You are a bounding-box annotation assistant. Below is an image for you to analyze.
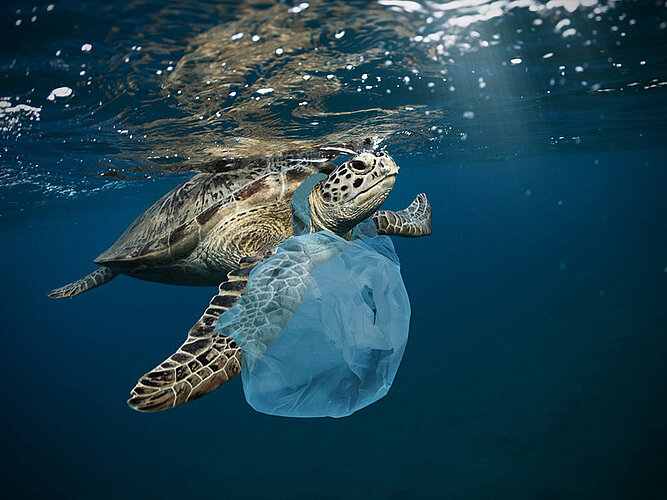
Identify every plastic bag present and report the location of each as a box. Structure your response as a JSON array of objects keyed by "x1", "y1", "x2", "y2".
[{"x1": 214, "y1": 175, "x2": 410, "y2": 418}]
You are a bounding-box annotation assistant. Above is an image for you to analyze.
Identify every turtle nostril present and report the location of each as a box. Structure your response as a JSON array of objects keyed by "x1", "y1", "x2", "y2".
[{"x1": 379, "y1": 160, "x2": 398, "y2": 175}]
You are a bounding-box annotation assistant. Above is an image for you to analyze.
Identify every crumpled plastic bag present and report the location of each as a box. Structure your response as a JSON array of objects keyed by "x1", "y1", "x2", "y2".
[{"x1": 214, "y1": 174, "x2": 411, "y2": 418}]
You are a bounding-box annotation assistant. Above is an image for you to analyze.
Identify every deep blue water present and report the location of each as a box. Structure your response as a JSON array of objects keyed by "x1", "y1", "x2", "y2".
[{"x1": 2, "y1": 0, "x2": 667, "y2": 498}]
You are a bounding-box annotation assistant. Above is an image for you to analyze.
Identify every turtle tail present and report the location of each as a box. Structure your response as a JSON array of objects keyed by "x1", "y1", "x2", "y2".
[{"x1": 47, "y1": 267, "x2": 119, "y2": 299}]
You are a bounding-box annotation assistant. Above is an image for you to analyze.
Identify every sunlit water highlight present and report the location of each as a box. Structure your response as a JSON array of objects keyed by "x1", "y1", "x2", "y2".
[{"x1": 1, "y1": 0, "x2": 665, "y2": 212}]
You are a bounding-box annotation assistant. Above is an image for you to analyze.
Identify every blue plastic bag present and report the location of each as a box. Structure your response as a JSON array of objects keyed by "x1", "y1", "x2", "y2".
[{"x1": 214, "y1": 175, "x2": 411, "y2": 418}]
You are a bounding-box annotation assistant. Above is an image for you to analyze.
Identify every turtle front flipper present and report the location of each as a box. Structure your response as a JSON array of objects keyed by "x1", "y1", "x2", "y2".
[
  {"x1": 373, "y1": 193, "x2": 432, "y2": 238},
  {"x1": 47, "y1": 267, "x2": 119, "y2": 299},
  {"x1": 127, "y1": 256, "x2": 264, "y2": 412}
]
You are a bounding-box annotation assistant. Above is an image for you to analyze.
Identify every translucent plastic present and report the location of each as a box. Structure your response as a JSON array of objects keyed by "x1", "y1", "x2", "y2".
[{"x1": 214, "y1": 176, "x2": 410, "y2": 418}]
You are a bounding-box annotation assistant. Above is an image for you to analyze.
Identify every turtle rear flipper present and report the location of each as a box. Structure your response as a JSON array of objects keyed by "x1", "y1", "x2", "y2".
[
  {"x1": 47, "y1": 267, "x2": 119, "y2": 299},
  {"x1": 127, "y1": 257, "x2": 263, "y2": 412}
]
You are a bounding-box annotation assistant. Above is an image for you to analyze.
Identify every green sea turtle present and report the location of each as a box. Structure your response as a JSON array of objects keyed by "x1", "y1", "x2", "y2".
[{"x1": 48, "y1": 150, "x2": 431, "y2": 411}]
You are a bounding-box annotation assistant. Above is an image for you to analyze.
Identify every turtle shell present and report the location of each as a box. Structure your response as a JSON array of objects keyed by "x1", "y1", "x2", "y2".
[{"x1": 94, "y1": 160, "x2": 334, "y2": 270}]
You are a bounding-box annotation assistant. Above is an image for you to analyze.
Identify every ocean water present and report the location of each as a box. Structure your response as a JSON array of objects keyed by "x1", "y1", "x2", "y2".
[{"x1": 1, "y1": 0, "x2": 666, "y2": 498}]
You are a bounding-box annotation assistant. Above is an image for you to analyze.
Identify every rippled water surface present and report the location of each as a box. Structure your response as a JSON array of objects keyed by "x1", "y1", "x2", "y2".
[
  {"x1": 1, "y1": 1, "x2": 666, "y2": 498},
  {"x1": 2, "y1": 0, "x2": 665, "y2": 205}
]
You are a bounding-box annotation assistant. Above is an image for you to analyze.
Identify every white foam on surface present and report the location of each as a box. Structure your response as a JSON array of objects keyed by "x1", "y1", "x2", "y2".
[{"x1": 47, "y1": 87, "x2": 73, "y2": 101}]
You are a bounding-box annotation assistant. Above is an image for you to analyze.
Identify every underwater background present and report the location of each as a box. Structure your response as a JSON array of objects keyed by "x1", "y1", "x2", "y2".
[{"x1": 1, "y1": 0, "x2": 666, "y2": 498}]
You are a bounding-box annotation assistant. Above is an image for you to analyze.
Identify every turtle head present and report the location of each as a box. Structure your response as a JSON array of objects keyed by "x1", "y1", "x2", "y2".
[{"x1": 309, "y1": 151, "x2": 398, "y2": 235}]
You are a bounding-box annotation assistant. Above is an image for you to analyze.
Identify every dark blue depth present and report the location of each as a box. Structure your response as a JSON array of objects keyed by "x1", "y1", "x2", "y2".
[{"x1": 1, "y1": 149, "x2": 666, "y2": 498}]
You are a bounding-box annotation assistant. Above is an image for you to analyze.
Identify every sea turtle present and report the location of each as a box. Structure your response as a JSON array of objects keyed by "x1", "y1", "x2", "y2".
[{"x1": 48, "y1": 150, "x2": 431, "y2": 411}]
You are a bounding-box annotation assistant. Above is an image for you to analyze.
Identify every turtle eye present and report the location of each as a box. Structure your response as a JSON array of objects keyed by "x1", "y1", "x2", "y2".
[{"x1": 349, "y1": 160, "x2": 366, "y2": 171}]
